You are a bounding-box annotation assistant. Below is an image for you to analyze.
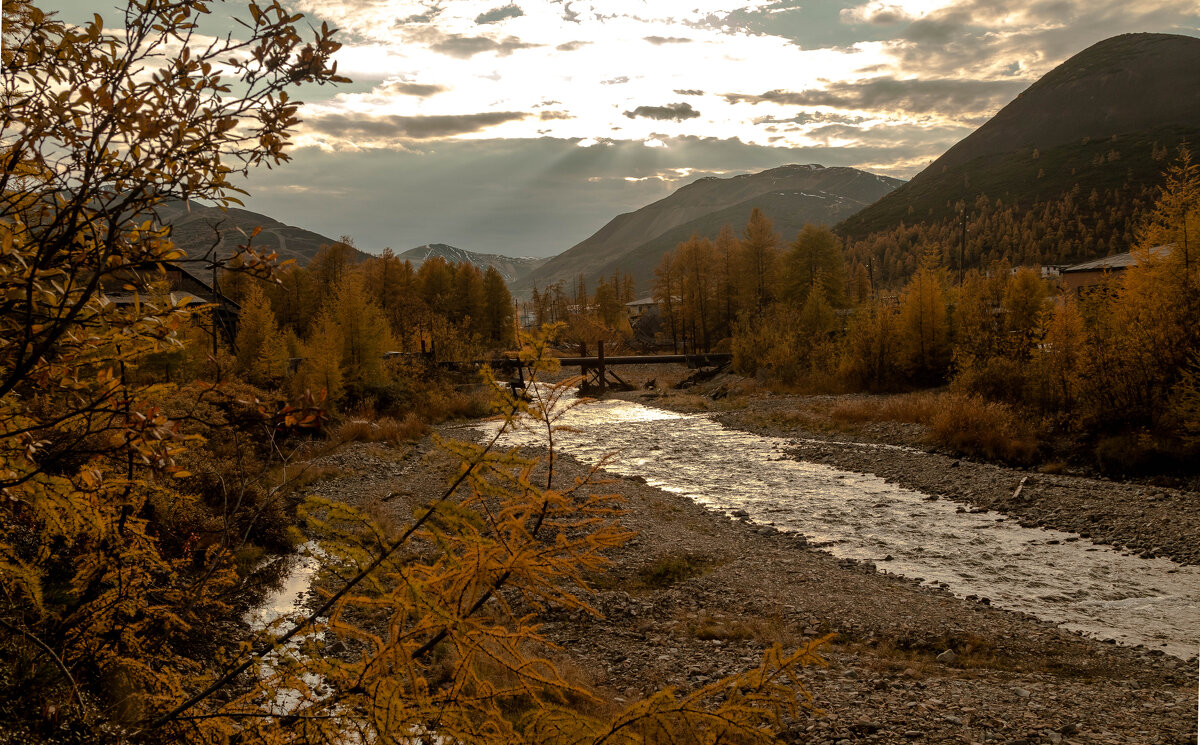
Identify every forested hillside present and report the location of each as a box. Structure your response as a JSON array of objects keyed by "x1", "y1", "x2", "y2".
[{"x1": 838, "y1": 33, "x2": 1200, "y2": 285}]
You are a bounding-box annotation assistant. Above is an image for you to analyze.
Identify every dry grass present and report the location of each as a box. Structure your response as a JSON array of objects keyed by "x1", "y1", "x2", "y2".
[
  {"x1": 270, "y1": 462, "x2": 347, "y2": 491},
  {"x1": 673, "y1": 610, "x2": 802, "y2": 648},
  {"x1": 637, "y1": 551, "x2": 719, "y2": 587},
  {"x1": 829, "y1": 392, "x2": 942, "y2": 425},
  {"x1": 327, "y1": 413, "x2": 429, "y2": 446},
  {"x1": 825, "y1": 392, "x2": 1040, "y2": 465}
]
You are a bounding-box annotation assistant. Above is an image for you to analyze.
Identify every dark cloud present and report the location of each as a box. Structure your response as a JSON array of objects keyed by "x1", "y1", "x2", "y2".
[
  {"x1": 644, "y1": 35, "x2": 693, "y2": 44},
  {"x1": 308, "y1": 112, "x2": 528, "y2": 140},
  {"x1": 673, "y1": 89, "x2": 705, "y2": 96},
  {"x1": 623, "y1": 102, "x2": 701, "y2": 121},
  {"x1": 475, "y1": 4, "x2": 524, "y2": 25},
  {"x1": 539, "y1": 111, "x2": 572, "y2": 120},
  {"x1": 878, "y1": 0, "x2": 1200, "y2": 80},
  {"x1": 385, "y1": 81, "x2": 448, "y2": 97},
  {"x1": 723, "y1": 77, "x2": 1025, "y2": 115},
  {"x1": 601, "y1": 76, "x2": 630, "y2": 85},
  {"x1": 556, "y1": 40, "x2": 590, "y2": 51},
  {"x1": 408, "y1": 26, "x2": 540, "y2": 58},
  {"x1": 396, "y1": 10, "x2": 439, "y2": 25}
]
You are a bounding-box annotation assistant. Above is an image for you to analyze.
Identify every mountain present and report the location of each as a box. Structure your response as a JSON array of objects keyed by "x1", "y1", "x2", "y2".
[
  {"x1": 838, "y1": 33, "x2": 1200, "y2": 246},
  {"x1": 515, "y1": 164, "x2": 902, "y2": 295},
  {"x1": 398, "y1": 243, "x2": 548, "y2": 283},
  {"x1": 154, "y1": 199, "x2": 361, "y2": 266}
]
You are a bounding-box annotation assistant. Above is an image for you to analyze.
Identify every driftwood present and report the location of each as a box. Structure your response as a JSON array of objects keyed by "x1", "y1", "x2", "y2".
[{"x1": 1012, "y1": 476, "x2": 1029, "y2": 500}]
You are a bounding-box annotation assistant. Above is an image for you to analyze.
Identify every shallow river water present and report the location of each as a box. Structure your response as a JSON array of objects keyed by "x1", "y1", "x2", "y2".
[{"x1": 479, "y1": 395, "x2": 1200, "y2": 661}]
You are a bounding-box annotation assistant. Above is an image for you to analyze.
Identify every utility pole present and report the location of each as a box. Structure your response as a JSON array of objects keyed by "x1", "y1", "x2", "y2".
[{"x1": 959, "y1": 205, "x2": 967, "y2": 286}]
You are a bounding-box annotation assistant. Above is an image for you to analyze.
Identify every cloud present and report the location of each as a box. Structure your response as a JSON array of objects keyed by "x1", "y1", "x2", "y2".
[
  {"x1": 475, "y1": 4, "x2": 524, "y2": 25},
  {"x1": 752, "y1": 111, "x2": 867, "y2": 126},
  {"x1": 644, "y1": 35, "x2": 693, "y2": 45},
  {"x1": 403, "y1": 26, "x2": 540, "y2": 58},
  {"x1": 308, "y1": 112, "x2": 529, "y2": 140},
  {"x1": 430, "y1": 33, "x2": 539, "y2": 58},
  {"x1": 623, "y1": 102, "x2": 702, "y2": 121},
  {"x1": 539, "y1": 110, "x2": 572, "y2": 120},
  {"x1": 601, "y1": 76, "x2": 630, "y2": 85},
  {"x1": 723, "y1": 77, "x2": 1025, "y2": 115},
  {"x1": 556, "y1": 40, "x2": 590, "y2": 51},
  {"x1": 384, "y1": 81, "x2": 448, "y2": 98},
  {"x1": 674, "y1": 89, "x2": 705, "y2": 96}
]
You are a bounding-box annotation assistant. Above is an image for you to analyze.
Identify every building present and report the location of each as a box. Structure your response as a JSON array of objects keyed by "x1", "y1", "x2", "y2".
[
  {"x1": 102, "y1": 260, "x2": 241, "y2": 346},
  {"x1": 624, "y1": 295, "x2": 658, "y2": 322},
  {"x1": 1060, "y1": 245, "x2": 1172, "y2": 293}
]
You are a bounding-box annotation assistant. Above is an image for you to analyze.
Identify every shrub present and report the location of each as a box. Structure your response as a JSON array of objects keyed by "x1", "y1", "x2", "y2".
[{"x1": 926, "y1": 394, "x2": 1039, "y2": 464}]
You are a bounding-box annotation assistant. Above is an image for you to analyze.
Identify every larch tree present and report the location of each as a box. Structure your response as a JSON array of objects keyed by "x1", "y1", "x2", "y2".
[
  {"x1": 481, "y1": 265, "x2": 515, "y2": 346},
  {"x1": 898, "y1": 254, "x2": 952, "y2": 384},
  {"x1": 783, "y1": 224, "x2": 845, "y2": 308},
  {"x1": 235, "y1": 283, "x2": 288, "y2": 386},
  {"x1": 653, "y1": 251, "x2": 683, "y2": 353},
  {"x1": 714, "y1": 222, "x2": 739, "y2": 338},
  {"x1": 739, "y1": 208, "x2": 780, "y2": 315},
  {"x1": 0, "y1": 0, "x2": 344, "y2": 738}
]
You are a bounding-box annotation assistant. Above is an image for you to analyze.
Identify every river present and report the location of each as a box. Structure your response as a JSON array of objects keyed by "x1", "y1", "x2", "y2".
[{"x1": 479, "y1": 394, "x2": 1200, "y2": 661}]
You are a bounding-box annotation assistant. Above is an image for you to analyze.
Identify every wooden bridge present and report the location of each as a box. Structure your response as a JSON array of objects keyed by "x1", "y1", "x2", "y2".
[{"x1": 483, "y1": 342, "x2": 732, "y2": 394}]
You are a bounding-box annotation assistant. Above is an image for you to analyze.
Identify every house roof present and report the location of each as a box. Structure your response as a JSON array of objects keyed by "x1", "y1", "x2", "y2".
[
  {"x1": 1061, "y1": 244, "x2": 1172, "y2": 273},
  {"x1": 625, "y1": 296, "x2": 657, "y2": 307}
]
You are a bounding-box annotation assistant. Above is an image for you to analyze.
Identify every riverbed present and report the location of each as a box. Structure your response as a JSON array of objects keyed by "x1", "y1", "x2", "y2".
[{"x1": 481, "y1": 394, "x2": 1200, "y2": 660}]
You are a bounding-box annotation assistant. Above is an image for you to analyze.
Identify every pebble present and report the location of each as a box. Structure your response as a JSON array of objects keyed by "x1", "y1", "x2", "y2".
[{"x1": 936, "y1": 649, "x2": 958, "y2": 664}]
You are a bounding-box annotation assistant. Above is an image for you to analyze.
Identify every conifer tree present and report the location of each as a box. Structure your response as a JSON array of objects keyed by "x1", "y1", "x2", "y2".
[
  {"x1": 235, "y1": 283, "x2": 288, "y2": 386},
  {"x1": 784, "y1": 224, "x2": 845, "y2": 308},
  {"x1": 481, "y1": 266, "x2": 515, "y2": 346},
  {"x1": 899, "y1": 253, "x2": 952, "y2": 384},
  {"x1": 739, "y1": 208, "x2": 780, "y2": 315}
]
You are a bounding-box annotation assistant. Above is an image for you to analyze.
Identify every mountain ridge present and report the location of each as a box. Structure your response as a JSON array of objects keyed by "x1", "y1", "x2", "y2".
[{"x1": 516, "y1": 164, "x2": 903, "y2": 294}]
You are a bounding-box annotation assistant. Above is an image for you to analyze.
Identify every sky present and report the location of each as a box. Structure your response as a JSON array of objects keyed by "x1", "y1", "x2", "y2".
[{"x1": 51, "y1": 0, "x2": 1200, "y2": 258}]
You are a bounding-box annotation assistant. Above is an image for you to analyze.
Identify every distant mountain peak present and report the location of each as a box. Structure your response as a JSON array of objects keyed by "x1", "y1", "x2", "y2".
[{"x1": 398, "y1": 244, "x2": 546, "y2": 283}]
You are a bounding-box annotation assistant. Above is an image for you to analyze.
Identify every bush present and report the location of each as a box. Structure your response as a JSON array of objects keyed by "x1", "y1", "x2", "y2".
[{"x1": 926, "y1": 394, "x2": 1039, "y2": 465}]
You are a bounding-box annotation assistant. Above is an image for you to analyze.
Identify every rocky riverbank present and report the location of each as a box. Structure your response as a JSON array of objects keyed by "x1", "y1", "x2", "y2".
[
  {"x1": 298, "y1": 429, "x2": 1197, "y2": 745},
  {"x1": 601, "y1": 365, "x2": 1200, "y2": 568}
]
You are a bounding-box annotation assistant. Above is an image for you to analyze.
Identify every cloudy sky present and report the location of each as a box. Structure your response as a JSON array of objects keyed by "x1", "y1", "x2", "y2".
[{"x1": 57, "y1": 0, "x2": 1200, "y2": 257}]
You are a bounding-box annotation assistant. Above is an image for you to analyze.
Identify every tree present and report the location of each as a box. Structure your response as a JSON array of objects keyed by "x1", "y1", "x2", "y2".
[
  {"x1": 653, "y1": 251, "x2": 683, "y2": 353},
  {"x1": 235, "y1": 283, "x2": 288, "y2": 385},
  {"x1": 898, "y1": 254, "x2": 952, "y2": 384},
  {"x1": 714, "y1": 223, "x2": 739, "y2": 338},
  {"x1": 481, "y1": 265, "x2": 515, "y2": 346},
  {"x1": 676, "y1": 235, "x2": 717, "y2": 352},
  {"x1": 0, "y1": 0, "x2": 343, "y2": 738},
  {"x1": 738, "y1": 208, "x2": 779, "y2": 315},
  {"x1": 783, "y1": 224, "x2": 845, "y2": 308}
]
